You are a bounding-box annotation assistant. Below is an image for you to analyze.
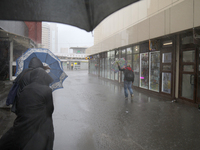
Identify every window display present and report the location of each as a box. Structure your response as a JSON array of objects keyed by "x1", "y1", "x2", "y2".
[
  {"x1": 140, "y1": 53, "x2": 149, "y2": 89},
  {"x1": 149, "y1": 52, "x2": 160, "y2": 92},
  {"x1": 162, "y1": 73, "x2": 171, "y2": 94},
  {"x1": 183, "y1": 50, "x2": 195, "y2": 62},
  {"x1": 162, "y1": 53, "x2": 172, "y2": 63},
  {"x1": 163, "y1": 65, "x2": 171, "y2": 71},
  {"x1": 133, "y1": 54, "x2": 139, "y2": 87}
]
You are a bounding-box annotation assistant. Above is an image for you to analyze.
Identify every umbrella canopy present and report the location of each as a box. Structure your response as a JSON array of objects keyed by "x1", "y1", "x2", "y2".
[
  {"x1": 0, "y1": 0, "x2": 140, "y2": 32},
  {"x1": 15, "y1": 48, "x2": 68, "y2": 91},
  {"x1": 111, "y1": 58, "x2": 127, "y2": 73}
]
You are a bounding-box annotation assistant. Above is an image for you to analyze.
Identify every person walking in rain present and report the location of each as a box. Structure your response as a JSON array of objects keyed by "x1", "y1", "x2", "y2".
[
  {"x1": 0, "y1": 57, "x2": 54, "y2": 150},
  {"x1": 71, "y1": 63, "x2": 74, "y2": 70},
  {"x1": 118, "y1": 63, "x2": 134, "y2": 100}
]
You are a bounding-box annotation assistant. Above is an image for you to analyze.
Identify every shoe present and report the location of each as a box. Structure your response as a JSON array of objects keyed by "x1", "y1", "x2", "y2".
[
  {"x1": 131, "y1": 94, "x2": 134, "y2": 98},
  {"x1": 125, "y1": 97, "x2": 128, "y2": 100}
]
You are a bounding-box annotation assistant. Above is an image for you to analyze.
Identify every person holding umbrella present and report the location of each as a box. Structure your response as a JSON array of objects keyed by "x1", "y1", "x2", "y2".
[
  {"x1": 118, "y1": 63, "x2": 134, "y2": 100},
  {"x1": 0, "y1": 57, "x2": 55, "y2": 150}
]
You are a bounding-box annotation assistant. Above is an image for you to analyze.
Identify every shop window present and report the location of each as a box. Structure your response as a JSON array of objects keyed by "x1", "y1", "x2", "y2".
[
  {"x1": 110, "y1": 58, "x2": 115, "y2": 80},
  {"x1": 183, "y1": 50, "x2": 195, "y2": 62},
  {"x1": 121, "y1": 49, "x2": 126, "y2": 58},
  {"x1": 115, "y1": 57, "x2": 119, "y2": 81},
  {"x1": 133, "y1": 45, "x2": 139, "y2": 53},
  {"x1": 127, "y1": 47, "x2": 132, "y2": 54},
  {"x1": 182, "y1": 35, "x2": 193, "y2": 45},
  {"x1": 181, "y1": 74, "x2": 194, "y2": 99},
  {"x1": 115, "y1": 50, "x2": 119, "y2": 58},
  {"x1": 162, "y1": 53, "x2": 172, "y2": 63},
  {"x1": 162, "y1": 65, "x2": 171, "y2": 71},
  {"x1": 140, "y1": 42, "x2": 149, "y2": 53},
  {"x1": 149, "y1": 39, "x2": 160, "y2": 51},
  {"x1": 162, "y1": 73, "x2": 171, "y2": 94},
  {"x1": 183, "y1": 65, "x2": 194, "y2": 72},
  {"x1": 140, "y1": 53, "x2": 149, "y2": 89},
  {"x1": 149, "y1": 52, "x2": 160, "y2": 92},
  {"x1": 133, "y1": 54, "x2": 139, "y2": 87},
  {"x1": 110, "y1": 50, "x2": 115, "y2": 57}
]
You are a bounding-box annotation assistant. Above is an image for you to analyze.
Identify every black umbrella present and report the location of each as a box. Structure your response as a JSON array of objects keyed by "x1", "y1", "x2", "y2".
[{"x1": 0, "y1": 0, "x2": 140, "y2": 32}]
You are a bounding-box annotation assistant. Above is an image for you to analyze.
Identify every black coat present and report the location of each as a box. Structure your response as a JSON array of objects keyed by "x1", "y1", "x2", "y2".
[{"x1": 0, "y1": 67, "x2": 54, "y2": 150}]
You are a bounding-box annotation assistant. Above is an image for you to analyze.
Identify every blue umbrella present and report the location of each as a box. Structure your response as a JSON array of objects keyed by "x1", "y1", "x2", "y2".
[{"x1": 15, "y1": 48, "x2": 68, "y2": 91}]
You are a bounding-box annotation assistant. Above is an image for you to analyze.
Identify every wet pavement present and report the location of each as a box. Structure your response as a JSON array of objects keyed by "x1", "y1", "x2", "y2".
[{"x1": 1, "y1": 70, "x2": 200, "y2": 150}]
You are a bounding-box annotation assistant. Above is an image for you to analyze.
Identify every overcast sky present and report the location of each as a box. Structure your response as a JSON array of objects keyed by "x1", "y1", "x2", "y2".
[{"x1": 57, "y1": 23, "x2": 94, "y2": 52}]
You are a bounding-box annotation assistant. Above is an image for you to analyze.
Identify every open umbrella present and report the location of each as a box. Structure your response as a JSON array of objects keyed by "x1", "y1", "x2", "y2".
[
  {"x1": 15, "y1": 48, "x2": 68, "y2": 91},
  {"x1": 111, "y1": 58, "x2": 127, "y2": 73},
  {"x1": 0, "y1": 0, "x2": 140, "y2": 32}
]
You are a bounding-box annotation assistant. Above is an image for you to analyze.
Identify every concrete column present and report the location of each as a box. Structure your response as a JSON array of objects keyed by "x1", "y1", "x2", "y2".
[
  {"x1": 9, "y1": 41, "x2": 13, "y2": 80},
  {"x1": 175, "y1": 35, "x2": 180, "y2": 99}
]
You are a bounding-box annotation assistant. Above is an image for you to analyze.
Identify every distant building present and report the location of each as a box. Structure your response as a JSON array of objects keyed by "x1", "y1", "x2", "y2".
[
  {"x1": 42, "y1": 22, "x2": 50, "y2": 49},
  {"x1": 70, "y1": 47, "x2": 87, "y2": 54},
  {"x1": 60, "y1": 47, "x2": 69, "y2": 54},
  {"x1": 56, "y1": 47, "x2": 88, "y2": 71},
  {"x1": 50, "y1": 23, "x2": 58, "y2": 53},
  {"x1": 25, "y1": 22, "x2": 42, "y2": 45}
]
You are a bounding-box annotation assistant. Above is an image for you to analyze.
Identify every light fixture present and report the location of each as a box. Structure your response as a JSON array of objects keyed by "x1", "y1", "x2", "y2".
[{"x1": 163, "y1": 42, "x2": 172, "y2": 46}]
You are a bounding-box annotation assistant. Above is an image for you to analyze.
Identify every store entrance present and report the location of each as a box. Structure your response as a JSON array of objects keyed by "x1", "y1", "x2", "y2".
[{"x1": 179, "y1": 48, "x2": 196, "y2": 102}]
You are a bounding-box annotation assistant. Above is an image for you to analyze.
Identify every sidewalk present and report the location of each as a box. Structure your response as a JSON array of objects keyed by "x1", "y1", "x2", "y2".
[{"x1": 1, "y1": 70, "x2": 200, "y2": 150}]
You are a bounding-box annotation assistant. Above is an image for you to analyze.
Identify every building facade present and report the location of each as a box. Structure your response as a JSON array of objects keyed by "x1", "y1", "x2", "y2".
[
  {"x1": 0, "y1": 21, "x2": 39, "y2": 81},
  {"x1": 42, "y1": 22, "x2": 50, "y2": 49},
  {"x1": 25, "y1": 22, "x2": 42, "y2": 44},
  {"x1": 50, "y1": 23, "x2": 58, "y2": 53},
  {"x1": 57, "y1": 47, "x2": 88, "y2": 71},
  {"x1": 86, "y1": 0, "x2": 200, "y2": 104}
]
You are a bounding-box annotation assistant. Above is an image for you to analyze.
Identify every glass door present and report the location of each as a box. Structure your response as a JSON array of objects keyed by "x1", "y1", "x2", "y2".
[
  {"x1": 179, "y1": 48, "x2": 196, "y2": 102},
  {"x1": 140, "y1": 52, "x2": 149, "y2": 89},
  {"x1": 161, "y1": 52, "x2": 172, "y2": 94},
  {"x1": 149, "y1": 51, "x2": 160, "y2": 92}
]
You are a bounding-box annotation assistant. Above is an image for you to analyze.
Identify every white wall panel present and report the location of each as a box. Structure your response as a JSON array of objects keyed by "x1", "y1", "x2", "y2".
[
  {"x1": 138, "y1": 19, "x2": 150, "y2": 42},
  {"x1": 127, "y1": 24, "x2": 138, "y2": 44},
  {"x1": 130, "y1": 3, "x2": 139, "y2": 26},
  {"x1": 139, "y1": 0, "x2": 148, "y2": 21},
  {"x1": 164, "y1": 9, "x2": 170, "y2": 35},
  {"x1": 150, "y1": 11, "x2": 165, "y2": 38},
  {"x1": 159, "y1": 0, "x2": 172, "y2": 10},
  {"x1": 147, "y1": 0, "x2": 159, "y2": 16},
  {"x1": 194, "y1": 0, "x2": 200, "y2": 27},
  {"x1": 170, "y1": 0, "x2": 193, "y2": 33}
]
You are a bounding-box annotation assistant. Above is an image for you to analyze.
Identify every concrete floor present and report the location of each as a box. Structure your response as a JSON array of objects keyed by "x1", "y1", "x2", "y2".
[{"x1": 1, "y1": 70, "x2": 200, "y2": 150}]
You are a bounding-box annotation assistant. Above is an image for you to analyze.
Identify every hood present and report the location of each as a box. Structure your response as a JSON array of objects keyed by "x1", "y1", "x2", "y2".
[
  {"x1": 30, "y1": 68, "x2": 53, "y2": 86},
  {"x1": 28, "y1": 57, "x2": 43, "y2": 69},
  {"x1": 126, "y1": 67, "x2": 132, "y2": 71}
]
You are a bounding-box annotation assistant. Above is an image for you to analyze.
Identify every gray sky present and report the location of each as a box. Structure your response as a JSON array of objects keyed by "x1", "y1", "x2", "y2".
[{"x1": 57, "y1": 23, "x2": 94, "y2": 52}]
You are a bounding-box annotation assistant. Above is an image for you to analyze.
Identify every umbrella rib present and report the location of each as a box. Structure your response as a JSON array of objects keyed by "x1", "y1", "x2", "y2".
[{"x1": 85, "y1": 0, "x2": 93, "y2": 31}]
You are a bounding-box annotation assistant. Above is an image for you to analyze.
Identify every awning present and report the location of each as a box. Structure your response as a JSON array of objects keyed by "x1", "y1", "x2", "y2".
[{"x1": 0, "y1": 29, "x2": 36, "y2": 50}]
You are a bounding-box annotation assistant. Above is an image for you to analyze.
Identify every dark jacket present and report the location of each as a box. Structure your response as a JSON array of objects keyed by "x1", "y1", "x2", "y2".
[
  {"x1": 0, "y1": 60, "x2": 54, "y2": 150},
  {"x1": 118, "y1": 65, "x2": 134, "y2": 82},
  {"x1": 11, "y1": 57, "x2": 47, "y2": 113}
]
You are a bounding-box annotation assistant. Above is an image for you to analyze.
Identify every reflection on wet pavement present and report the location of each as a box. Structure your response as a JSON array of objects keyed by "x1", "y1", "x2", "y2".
[{"x1": 5, "y1": 71, "x2": 199, "y2": 150}]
